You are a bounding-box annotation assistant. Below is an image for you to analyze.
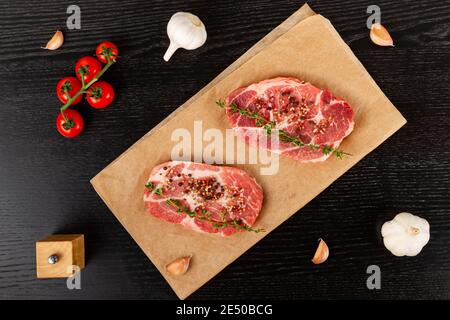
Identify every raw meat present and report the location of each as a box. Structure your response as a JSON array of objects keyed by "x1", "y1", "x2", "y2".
[
  {"x1": 143, "y1": 161, "x2": 263, "y2": 236},
  {"x1": 225, "y1": 77, "x2": 354, "y2": 162}
]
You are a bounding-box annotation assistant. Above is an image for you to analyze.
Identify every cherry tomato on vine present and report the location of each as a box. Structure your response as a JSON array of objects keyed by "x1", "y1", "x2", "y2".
[
  {"x1": 96, "y1": 41, "x2": 119, "y2": 64},
  {"x1": 75, "y1": 56, "x2": 102, "y2": 84},
  {"x1": 86, "y1": 81, "x2": 115, "y2": 109},
  {"x1": 56, "y1": 109, "x2": 84, "y2": 138},
  {"x1": 56, "y1": 76, "x2": 83, "y2": 105}
]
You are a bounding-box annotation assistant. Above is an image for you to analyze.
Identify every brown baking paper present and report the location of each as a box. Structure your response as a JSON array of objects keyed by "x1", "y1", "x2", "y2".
[{"x1": 91, "y1": 4, "x2": 406, "y2": 299}]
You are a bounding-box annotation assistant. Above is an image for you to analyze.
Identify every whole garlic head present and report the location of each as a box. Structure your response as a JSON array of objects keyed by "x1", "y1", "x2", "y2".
[
  {"x1": 164, "y1": 12, "x2": 207, "y2": 62},
  {"x1": 381, "y1": 212, "x2": 430, "y2": 257}
]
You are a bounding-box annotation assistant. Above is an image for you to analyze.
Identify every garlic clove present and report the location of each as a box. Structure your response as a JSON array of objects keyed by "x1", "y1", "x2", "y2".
[
  {"x1": 165, "y1": 255, "x2": 192, "y2": 275},
  {"x1": 370, "y1": 23, "x2": 394, "y2": 47},
  {"x1": 164, "y1": 12, "x2": 207, "y2": 62},
  {"x1": 42, "y1": 30, "x2": 64, "y2": 50},
  {"x1": 312, "y1": 239, "x2": 329, "y2": 264}
]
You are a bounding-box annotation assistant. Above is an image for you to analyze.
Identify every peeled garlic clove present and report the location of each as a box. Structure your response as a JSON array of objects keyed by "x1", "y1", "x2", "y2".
[
  {"x1": 312, "y1": 239, "x2": 329, "y2": 264},
  {"x1": 164, "y1": 12, "x2": 207, "y2": 62},
  {"x1": 42, "y1": 30, "x2": 64, "y2": 50},
  {"x1": 166, "y1": 255, "x2": 192, "y2": 275},
  {"x1": 370, "y1": 23, "x2": 394, "y2": 47}
]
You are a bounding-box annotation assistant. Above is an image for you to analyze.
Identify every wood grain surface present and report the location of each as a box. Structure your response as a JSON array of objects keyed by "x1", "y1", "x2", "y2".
[{"x1": 0, "y1": 0, "x2": 449, "y2": 299}]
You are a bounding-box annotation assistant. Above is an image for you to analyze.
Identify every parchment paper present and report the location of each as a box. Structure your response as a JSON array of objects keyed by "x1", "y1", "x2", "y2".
[{"x1": 91, "y1": 4, "x2": 406, "y2": 299}]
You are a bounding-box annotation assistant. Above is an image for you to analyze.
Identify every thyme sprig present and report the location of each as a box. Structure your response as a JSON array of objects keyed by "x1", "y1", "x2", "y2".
[
  {"x1": 216, "y1": 99, "x2": 350, "y2": 159},
  {"x1": 165, "y1": 198, "x2": 265, "y2": 234},
  {"x1": 145, "y1": 182, "x2": 153, "y2": 190}
]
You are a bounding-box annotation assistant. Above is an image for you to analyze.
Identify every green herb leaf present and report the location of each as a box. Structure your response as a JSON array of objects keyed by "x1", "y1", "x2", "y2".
[
  {"x1": 322, "y1": 145, "x2": 332, "y2": 155},
  {"x1": 263, "y1": 124, "x2": 272, "y2": 134},
  {"x1": 230, "y1": 103, "x2": 239, "y2": 113},
  {"x1": 215, "y1": 99, "x2": 226, "y2": 108},
  {"x1": 334, "y1": 150, "x2": 350, "y2": 159},
  {"x1": 145, "y1": 182, "x2": 153, "y2": 191}
]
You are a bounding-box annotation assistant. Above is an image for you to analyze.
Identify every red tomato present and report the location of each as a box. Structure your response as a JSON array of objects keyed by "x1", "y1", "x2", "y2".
[
  {"x1": 96, "y1": 41, "x2": 119, "y2": 64},
  {"x1": 75, "y1": 56, "x2": 102, "y2": 84},
  {"x1": 56, "y1": 77, "x2": 83, "y2": 104},
  {"x1": 56, "y1": 109, "x2": 84, "y2": 138},
  {"x1": 86, "y1": 81, "x2": 115, "y2": 109}
]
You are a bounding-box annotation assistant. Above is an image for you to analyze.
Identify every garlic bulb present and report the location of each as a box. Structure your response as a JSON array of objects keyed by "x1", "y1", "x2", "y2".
[
  {"x1": 164, "y1": 12, "x2": 207, "y2": 62},
  {"x1": 381, "y1": 212, "x2": 430, "y2": 257}
]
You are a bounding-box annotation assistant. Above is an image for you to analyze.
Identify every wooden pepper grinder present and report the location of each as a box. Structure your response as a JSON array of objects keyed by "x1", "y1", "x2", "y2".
[{"x1": 36, "y1": 234, "x2": 85, "y2": 278}]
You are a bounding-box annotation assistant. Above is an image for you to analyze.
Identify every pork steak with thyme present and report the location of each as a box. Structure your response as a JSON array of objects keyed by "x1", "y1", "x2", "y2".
[
  {"x1": 143, "y1": 161, "x2": 264, "y2": 236},
  {"x1": 225, "y1": 77, "x2": 354, "y2": 162}
]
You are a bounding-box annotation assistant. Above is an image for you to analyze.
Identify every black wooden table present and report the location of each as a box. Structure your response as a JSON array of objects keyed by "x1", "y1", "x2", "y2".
[{"x1": 0, "y1": 0, "x2": 449, "y2": 300}]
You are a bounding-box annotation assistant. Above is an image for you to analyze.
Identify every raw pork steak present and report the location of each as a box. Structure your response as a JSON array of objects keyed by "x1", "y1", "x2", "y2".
[
  {"x1": 225, "y1": 77, "x2": 354, "y2": 162},
  {"x1": 143, "y1": 161, "x2": 263, "y2": 236}
]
